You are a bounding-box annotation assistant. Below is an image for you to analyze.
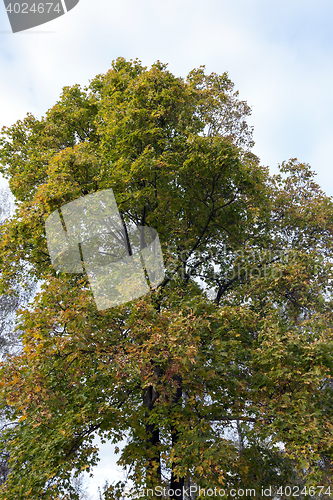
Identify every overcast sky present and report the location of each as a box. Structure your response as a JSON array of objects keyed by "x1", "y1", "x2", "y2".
[{"x1": 1, "y1": 0, "x2": 333, "y2": 496}]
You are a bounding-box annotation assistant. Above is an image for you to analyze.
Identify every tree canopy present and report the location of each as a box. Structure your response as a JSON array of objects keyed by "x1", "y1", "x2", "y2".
[{"x1": 0, "y1": 57, "x2": 333, "y2": 500}]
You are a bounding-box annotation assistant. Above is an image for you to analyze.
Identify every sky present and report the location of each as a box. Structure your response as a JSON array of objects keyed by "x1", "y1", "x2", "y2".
[{"x1": 1, "y1": 0, "x2": 333, "y2": 497}]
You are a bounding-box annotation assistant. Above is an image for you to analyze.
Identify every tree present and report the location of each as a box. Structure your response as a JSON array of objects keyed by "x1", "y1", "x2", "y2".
[
  {"x1": 64, "y1": 474, "x2": 93, "y2": 500},
  {"x1": 0, "y1": 185, "x2": 23, "y2": 355},
  {"x1": 0, "y1": 58, "x2": 333, "y2": 500},
  {"x1": 0, "y1": 183, "x2": 38, "y2": 355},
  {"x1": 0, "y1": 184, "x2": 39, "y2": 488}
]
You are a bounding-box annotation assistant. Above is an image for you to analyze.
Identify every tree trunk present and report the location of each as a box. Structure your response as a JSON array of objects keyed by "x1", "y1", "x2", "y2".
[{"x1": 143, "y1": 383, "x2": 161, "y2": 486}]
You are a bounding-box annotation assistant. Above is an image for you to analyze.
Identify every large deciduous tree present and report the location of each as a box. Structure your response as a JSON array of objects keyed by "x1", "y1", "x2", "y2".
[{"x1": 0, "y1": 58, "x2": 333, "y2": 499}]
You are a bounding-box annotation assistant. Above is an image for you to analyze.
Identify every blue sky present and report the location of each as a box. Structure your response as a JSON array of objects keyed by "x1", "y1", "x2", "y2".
[{"x1": 1, "y1": 0, "x2": 333, "y2": 496}]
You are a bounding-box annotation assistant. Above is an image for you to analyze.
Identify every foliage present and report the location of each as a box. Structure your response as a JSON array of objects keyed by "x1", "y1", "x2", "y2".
[
  {"x1": 0, "y1": 58, "x2": 333, "y2": 499},
  {"x1": 0, "y1": 182, "x2": 39, "y2": 352}
]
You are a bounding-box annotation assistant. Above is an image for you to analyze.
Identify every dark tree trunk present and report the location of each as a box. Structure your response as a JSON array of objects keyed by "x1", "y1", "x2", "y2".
[{"x1": 143, "y1": 383, "x2": 161, "y2": 486}]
